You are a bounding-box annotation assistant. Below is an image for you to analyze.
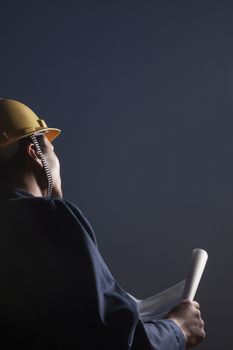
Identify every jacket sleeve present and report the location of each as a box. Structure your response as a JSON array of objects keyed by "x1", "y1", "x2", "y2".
[{"x1": 52, "y1": 198, "x2": 186, "y2": 350}]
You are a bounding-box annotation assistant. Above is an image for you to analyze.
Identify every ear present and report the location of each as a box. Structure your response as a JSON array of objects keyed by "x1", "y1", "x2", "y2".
[{"x1": 26, "y1": 143, "x2": 43, "y2": 168}]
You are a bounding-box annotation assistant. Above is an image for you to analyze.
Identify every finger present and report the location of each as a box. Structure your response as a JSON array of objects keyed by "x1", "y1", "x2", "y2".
[
  {"x1": 195, "y1": 309, "x2": 201, "y2": 318},
  {"x1": 201, "y1": 329, "x2": 206, "y2": 339},
  {"x1": 193, "y1": 301, "x2": 200, "y2": 309}
]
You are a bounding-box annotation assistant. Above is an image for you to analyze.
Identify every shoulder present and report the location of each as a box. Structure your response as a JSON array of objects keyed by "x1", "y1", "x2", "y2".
[
  {"x1": 49, "y1": 197, "x2": 97, "y2": 245},
  {"x1": 1, "y1": 196, "x2": 97, "y2": 244},
  {"x1": 5, "y1": 195, "x2": 85, "y2": 217}
]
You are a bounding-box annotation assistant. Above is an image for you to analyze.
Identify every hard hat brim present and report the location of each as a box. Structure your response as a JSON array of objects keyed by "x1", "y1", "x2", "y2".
[
  {"x1": 43, "y1": 128, "x2": 61, "y2": 142},
  {"x1": 0, "y1": 127, "x2": 61, "y2": 149}
]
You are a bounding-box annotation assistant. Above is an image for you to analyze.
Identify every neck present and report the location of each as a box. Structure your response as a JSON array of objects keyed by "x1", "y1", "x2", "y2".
[{"x1": 7, "y1": 173, "x2": 47, "y2": 197}]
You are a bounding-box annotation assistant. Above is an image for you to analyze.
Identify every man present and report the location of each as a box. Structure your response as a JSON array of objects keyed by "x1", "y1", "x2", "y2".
[{"x1": 0, "y1": 98, "x2": 205, "y2": 349}]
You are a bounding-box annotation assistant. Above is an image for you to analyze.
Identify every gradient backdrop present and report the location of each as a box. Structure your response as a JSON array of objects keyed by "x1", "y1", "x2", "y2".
[{"x1": 0, "y1": 1, "x2": 232, "y2": 349}]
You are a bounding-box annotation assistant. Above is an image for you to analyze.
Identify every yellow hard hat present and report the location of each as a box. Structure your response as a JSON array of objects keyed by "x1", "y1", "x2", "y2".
[{"x1": 0, "y1": 98, "x2": 61, "y2": 149}]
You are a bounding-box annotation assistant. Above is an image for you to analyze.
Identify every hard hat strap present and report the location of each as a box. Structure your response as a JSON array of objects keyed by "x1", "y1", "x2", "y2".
[{"x1": 30, "y1": 135, "x2": 53, "y2": 197}]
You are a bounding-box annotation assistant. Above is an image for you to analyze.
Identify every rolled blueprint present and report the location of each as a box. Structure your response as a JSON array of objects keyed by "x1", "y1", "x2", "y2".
[{"x1": 183, "y1": 248, "x2": 208, "y2": 301}]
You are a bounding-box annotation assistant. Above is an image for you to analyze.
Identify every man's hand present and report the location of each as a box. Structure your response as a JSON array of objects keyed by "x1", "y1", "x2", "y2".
[{"x1": 165, "y1": 300, "x2": 205, "y2": 349}]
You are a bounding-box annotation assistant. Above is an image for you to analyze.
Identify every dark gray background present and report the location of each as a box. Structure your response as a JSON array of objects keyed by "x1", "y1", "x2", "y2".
[{"x1": 0, "y1": 1, "x2": 231, "y2": 349}]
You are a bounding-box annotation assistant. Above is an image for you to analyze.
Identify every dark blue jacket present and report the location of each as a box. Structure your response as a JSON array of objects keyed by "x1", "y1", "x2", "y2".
[{"x1": 0, "y1": 187, "x2": 185, "y2": 349}]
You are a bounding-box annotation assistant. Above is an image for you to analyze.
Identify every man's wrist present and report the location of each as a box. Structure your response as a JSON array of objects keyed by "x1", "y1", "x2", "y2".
[{"x1": 164, "y1": 319, "x2": 186, "y2": 350}]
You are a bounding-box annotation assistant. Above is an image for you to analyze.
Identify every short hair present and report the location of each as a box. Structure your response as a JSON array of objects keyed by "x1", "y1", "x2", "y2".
[
  {"x1": 0, "y1": 134, "x2": 47, "y2": 185},
  {"x1": 18, "y1": 134, "x2": 47, "y2": 155}
]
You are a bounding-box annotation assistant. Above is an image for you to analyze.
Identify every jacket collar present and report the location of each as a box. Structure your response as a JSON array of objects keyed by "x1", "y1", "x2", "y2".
[{"x1": 0, "y1": 186, "x2": 35, "y2": 201}]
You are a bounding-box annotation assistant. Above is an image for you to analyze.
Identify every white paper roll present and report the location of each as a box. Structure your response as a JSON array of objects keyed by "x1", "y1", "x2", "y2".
[{"x1": 183, "y1": 248, "x2": 208, "y2": 301}]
